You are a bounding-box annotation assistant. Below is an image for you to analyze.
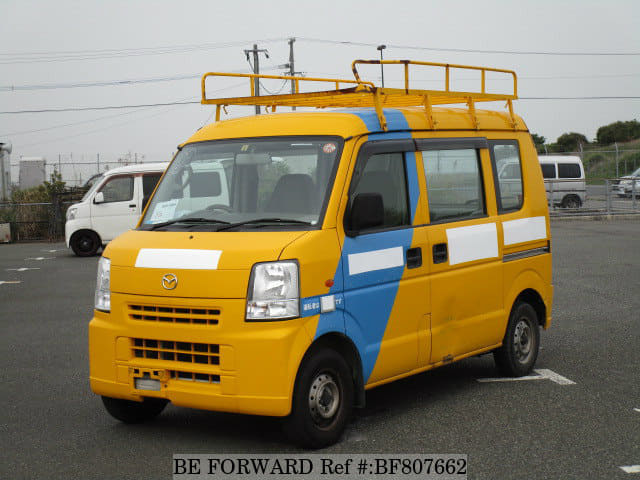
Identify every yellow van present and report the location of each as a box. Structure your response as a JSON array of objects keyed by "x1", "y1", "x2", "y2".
[{"x1": 90, "y1": 60, "x2": 552, "y2": 448}]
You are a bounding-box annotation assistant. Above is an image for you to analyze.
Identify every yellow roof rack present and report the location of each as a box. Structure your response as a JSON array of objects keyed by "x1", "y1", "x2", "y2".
[{"x1": 201, "y1": 60, "x2": 519, "y2": 131}]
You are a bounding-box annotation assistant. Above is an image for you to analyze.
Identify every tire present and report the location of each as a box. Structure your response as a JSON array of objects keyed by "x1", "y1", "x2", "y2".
[
  {"x1": 493, "y1": 302, "x2": 540, "y2": 377},
  {"x1": 283, "y1": 349, "x2": 354, "y2": 449},
  {"x1": 70, "y1": 230, "x2": 101, "y2": 257},
  {"x1": 561, "y1": 195, "x2": 581, "y2": 209},
  {"x1": 101, "y1": 396, "x2": 168, "y2": 424}
]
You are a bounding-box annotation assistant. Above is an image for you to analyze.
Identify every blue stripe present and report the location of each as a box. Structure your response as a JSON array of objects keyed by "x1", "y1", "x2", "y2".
[{"x1": 313, "y1": 109, "x2": 420, "y2": 383}]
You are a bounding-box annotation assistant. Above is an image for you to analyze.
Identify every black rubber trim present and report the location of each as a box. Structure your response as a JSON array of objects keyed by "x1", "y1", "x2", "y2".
[{"x1": 415, "y1": 137, "x2": 488, "y2": 150}]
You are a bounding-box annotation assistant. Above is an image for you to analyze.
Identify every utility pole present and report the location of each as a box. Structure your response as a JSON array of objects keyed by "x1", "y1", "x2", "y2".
[
  {"x1": 244, "y1": 44, "x2": 269, "y2": 114},
  {"x1": 288, "y1": 38, "x2": 297, "y2": 111},
  {"x1": 377, "y1": 45, "x2": 387, "y2": 88}
]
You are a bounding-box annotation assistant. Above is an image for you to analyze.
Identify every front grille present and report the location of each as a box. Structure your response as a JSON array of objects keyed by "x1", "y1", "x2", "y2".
[
  {"x1": 132, "y1": 338, "x2": 220, "y2": 365},
  {"x1": 170, "y1": 370, "x2": 220, "y2": 384},
  {"x1": 128, "y1": 304, "x2": 220, "y2": 325}
]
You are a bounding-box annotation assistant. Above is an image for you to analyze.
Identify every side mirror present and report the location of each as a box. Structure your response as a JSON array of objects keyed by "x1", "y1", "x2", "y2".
[
  {"x1": 346, "y1": 193, "x2": 384, "y2": 236},
  {"x1": 93, "y1": 192, "x2": 105, "y2": 204}
]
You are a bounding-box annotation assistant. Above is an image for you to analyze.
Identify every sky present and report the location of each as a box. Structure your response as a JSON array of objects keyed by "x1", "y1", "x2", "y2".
[{"x1": 1, "y1": 0, "x2": 639, "y2": 184}]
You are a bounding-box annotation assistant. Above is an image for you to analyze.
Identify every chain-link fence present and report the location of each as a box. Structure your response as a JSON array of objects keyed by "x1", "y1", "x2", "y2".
[{"x1": 0, "y1": 193, "x2": 77, "y2": 241}]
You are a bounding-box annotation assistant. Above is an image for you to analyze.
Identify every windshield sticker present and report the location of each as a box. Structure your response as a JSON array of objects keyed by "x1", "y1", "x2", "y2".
[
  {"x1": 148, "y1": 199, "x2": 178, "y2": 224},
  {"x1": 322, "y1": 143, "x2": 337, "y2": 154}
]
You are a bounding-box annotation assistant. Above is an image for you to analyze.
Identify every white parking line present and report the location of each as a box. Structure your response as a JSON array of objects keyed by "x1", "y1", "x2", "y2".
[
  {"x1": 534, "y1": 368, "x2": 576, "y2": 385},
  {"x1": 477, "y1": 369, "x2": 576, "y2": 385},
  {"x1": 620, "y1": 465, "x2": 640, "y2": 474},
  {"x1": 6, "y1": 267, "x2": 41, "y2": 272},
  {"x1": 42, "y1": 249, "x2": 60, "y2": 253},
  {"x1": 0, "y1": 280, "x2": 21, "y2": 285},
  {"x1": 634, "y1": 408, "x2": 640, "y2": 413},
  {"x1": 24, "y1": 257, "x2": 54, "y2": 261}
]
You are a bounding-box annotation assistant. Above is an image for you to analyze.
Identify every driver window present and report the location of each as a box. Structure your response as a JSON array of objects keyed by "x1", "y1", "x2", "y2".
[{"x1": 99, "y1": 176, "x2": 134, "y2": 203}]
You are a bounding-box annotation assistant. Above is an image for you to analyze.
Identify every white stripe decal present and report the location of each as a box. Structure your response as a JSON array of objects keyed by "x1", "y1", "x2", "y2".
[
  {"x1": 135, "y1": 248, "x2": 222, "y2": 269},
  {"x1": 446, "y1": 223, "x2": 498, "y2": 266},
  {"x1": 502, "y1": 216, "x2": 547, "y2": 246},
  {"x1": 348, "y1": 246, "x2": 404, "y2": 275}
]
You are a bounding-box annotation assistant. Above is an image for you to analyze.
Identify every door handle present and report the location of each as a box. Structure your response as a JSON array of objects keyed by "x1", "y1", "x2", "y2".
[
  {"x1": 432, "y1": 243, "x2": 448, "y2": 264},
  {"x1": 129, "y1": 204, "x2": 137, "y2": 208},
  {"x1": 406, "y1": 247, "x2": 422, "y2": 269}
]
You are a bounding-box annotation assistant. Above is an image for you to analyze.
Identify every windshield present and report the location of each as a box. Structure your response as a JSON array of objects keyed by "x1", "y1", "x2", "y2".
[
  {"x1": 81, "y1": 174, "x2": 104, "y2": 202},
  {"x1": 632, "y1": 167, "x2": 640, "y2": 177},
  {"x1": 141, "y1": 137, "x2": 342, "y2": 230}
]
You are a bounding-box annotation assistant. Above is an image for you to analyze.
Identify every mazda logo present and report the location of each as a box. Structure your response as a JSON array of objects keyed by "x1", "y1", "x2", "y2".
[{"x1": 161, "y1": 273, "x2": 178, "y2": 290}]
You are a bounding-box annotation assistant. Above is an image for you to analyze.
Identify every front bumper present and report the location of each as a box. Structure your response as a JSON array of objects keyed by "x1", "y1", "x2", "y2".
[{"x1": 89, "y1": 292, "x2": 315, "y2": 417}]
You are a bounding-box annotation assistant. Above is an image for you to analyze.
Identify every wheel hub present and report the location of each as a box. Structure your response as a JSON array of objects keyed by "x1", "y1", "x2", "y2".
[
  {"x1": 513, "y1": 319, "x2": 532, "y2": 363},
  {"x1": 308, "y1": 373, "x2": 340, "y2": 422}
]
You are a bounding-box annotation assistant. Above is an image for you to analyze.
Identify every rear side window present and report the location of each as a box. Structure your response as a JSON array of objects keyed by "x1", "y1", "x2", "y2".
[
  {"x1": 558, "y1": 163, "x2": 581, "y2": 179},
  {"x1": 541, "y1": 164, "x2": 556, "y2": 179},
  {"x1": 421, "y1": 148, "x2": 485, "y2": 222},
  {"x1": 142, "y1": 174, "x2": 162, "y2": 197},
  {"x1": 99, "y1": 176, "x2": 133, "y2": 203},
  {"x1": 489, "y1": 141, "x2": 523, "y2": 213}
]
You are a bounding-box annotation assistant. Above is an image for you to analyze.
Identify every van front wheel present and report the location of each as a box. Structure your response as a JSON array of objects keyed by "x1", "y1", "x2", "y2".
[
  {"x1": 70, "y1": 230, "x2": 100, "y2": 256},
  {"x1": 283, "y1": 349, "x2": 353, "y2": 449},
  {"x1": 494, "y1": 302, "x2": 540, "y2": 377},
  {"x1": 101, "y1": 396, "x2": 168, "y2": 423}
]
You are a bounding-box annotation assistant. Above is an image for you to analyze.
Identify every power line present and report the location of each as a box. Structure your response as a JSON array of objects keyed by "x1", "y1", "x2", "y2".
[
  {"x1": 297, "y1": 37, "x2": 640, "y2": 56},
  {"x1": 0, "y1": 65, "x2": 284, "y2": 92},
  {"x1": 1, "y1": 101, "x2": 200, "y2": 114},
  {"x1": 0, "y1": 38, "x2": 286, "y2": 64},
  {"x1": 3, "y1": 94, "x2": 639, "y2": 116}
]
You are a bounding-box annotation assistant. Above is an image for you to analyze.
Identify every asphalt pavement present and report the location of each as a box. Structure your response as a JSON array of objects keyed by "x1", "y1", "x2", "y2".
[{"x1": 1, "y1": 219, "x2": 639, "y2": 479}]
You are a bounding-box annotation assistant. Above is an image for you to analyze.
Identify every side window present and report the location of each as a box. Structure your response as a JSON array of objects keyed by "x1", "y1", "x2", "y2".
[
  {"x1": 558, "y1": 163, "x2": 581, "y2": 179},
  {"x1": 422, "y1": 148, "x2": 485, "y2": 222},
  {"x1": 541, "y1": 164, "x2": 556, "y2": 179},
  {"x1": 489, "y1": 141, "x2": 523, "y2": 213},
  {"x1": 142, "y1": 174, "x2": 162, "y2": 197},
  {"x1": 350, "y1": 152, "x2": 410, "y2": 229},
  {"x1": 99, "y1": 176, "x2": 133, "y2": 203}
]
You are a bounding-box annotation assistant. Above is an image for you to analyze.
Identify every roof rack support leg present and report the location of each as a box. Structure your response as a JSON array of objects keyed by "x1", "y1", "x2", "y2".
[
  {"x1": 215, "y1": 105, "x2": 221, "y2": 122},
  {"x1": 423, "y1": 95, "x2": 436, "y2": 130},
  {"x1": 507, "y1": 99, "x2": 518, "y2": 130},
  {"x1": 372, "y1": 89, "x2": 388, "y2": 131},
  {"x1": 467, "y1": 97, "x2": 479, "y2": 130}
]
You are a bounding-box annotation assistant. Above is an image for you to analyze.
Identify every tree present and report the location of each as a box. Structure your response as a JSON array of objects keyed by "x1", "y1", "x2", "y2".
[
  {"x1": 531, "y1": 133, "x2": 546, "y2": 146},
  {"x1": 596, "y1": 120, "x2": 640, "y2": 145},
  {"x1": 530, "y1": 133, "x2": 546, "y2": 153},
  {"x1": 555, "y1": 132, "x2": 588, "y2": 152}
]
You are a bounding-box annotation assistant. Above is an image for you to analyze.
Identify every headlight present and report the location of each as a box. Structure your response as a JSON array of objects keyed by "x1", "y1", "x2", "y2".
[
  {"x1": 66, "y1": 207, "x2": 77, "y2": 221},
  {"x1": 246, "y1": 261, "x2": 299, "y2": 320},
  {"x1": 94, "y1": 257, "x2": 111, "y2": 312}
]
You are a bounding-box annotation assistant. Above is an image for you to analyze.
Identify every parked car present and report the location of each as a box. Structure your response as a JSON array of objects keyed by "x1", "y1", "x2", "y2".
[
  {"x1": 616, "y1": 167, "x2": 640, "y2": 198},
  {"x1": 65, "y1": 163, "x2": 168, "y2": 256},
  {"x1": 538, "y1": 155, "x2": 586, "y2": 208}
]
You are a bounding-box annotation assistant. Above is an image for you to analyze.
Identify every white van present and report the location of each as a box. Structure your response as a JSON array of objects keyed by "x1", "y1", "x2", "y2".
[
  {"x1": 65, "y1": 163, "x2": 169, "y2": 256},
  {"x1": 538, "y1": 155, "x2": 586, "y2": 208}
]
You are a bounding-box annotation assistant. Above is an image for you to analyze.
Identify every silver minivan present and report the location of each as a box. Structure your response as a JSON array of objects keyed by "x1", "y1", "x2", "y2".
[{"x1": 538, "y1": 155, "x2": 586, "y2": 208}]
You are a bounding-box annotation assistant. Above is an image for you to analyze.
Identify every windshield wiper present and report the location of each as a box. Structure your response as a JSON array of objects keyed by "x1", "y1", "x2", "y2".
[
  {"x1": 215, "y1": 218, "x2": 313, "y2": 232},
  {"x1": 146, "y1": 217, "x2": 230, "y2": 230}
]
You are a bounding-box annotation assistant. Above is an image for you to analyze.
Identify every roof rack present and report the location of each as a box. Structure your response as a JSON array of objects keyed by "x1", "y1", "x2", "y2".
[{"x1": 201, "y1": 60, "x2": 519, "y2": 131}]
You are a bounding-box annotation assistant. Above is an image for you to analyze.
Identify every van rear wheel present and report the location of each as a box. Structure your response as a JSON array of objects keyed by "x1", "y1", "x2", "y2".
[
  {"x1": 101, "y1": 396, "x2": 168, "y2": 423},
  {"x1": 283, "y1": 349, "x2": 353, "y2": 449},
  {"x1": 561, "y1": 195, "x2": 581, "y2": 209},
  {"x1": 494, "y1": 301, "x2": 540, "y2": 377},
  {"x1": 70, "y1": 230, "x2": 100, "y2": 257}
]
